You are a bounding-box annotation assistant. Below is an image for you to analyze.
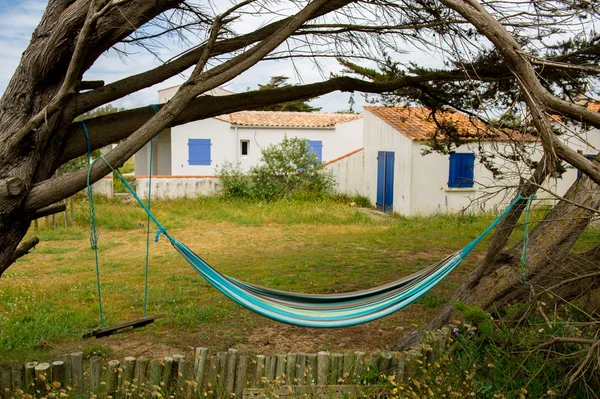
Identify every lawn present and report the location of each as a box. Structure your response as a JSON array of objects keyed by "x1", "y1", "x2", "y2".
[{"x1": 0, "y1": 195, "x2": 588, "y2": 363}]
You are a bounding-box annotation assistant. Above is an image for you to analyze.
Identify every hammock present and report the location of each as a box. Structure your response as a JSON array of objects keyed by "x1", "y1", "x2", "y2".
[{"x1": 90, "y1": 155, "x2": 520, "y2": 328}]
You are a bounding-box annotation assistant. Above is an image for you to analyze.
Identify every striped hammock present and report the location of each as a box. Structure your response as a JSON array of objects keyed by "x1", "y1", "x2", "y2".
[
  {"x1": 166, "y1": 196, "x2": 518, "y2": 328},
  {"x1": 94, "y1": 157, "x2": 519, "y2": 328}
]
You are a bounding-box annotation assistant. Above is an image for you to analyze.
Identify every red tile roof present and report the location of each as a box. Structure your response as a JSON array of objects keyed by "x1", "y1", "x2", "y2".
[
  {"x1": 214, "y1": 111, "x2": 362, "y2": 128},
  {"x1": 364, "y1": 106, "x2": 534, "y2": 142}
]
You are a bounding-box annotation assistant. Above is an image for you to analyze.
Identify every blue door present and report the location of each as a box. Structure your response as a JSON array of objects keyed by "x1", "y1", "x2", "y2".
[{"x1": 376, "y1": 151, "x2": 394, "y2": 213}]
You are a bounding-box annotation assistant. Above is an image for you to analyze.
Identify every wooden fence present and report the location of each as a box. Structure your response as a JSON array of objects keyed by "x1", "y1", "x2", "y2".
[{"x1": 0, "y1": 328, "x2": 452, "y2": 399}]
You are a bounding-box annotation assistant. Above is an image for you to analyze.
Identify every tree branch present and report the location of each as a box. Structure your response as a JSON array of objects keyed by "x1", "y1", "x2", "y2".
[
  {"x1": 72, "y1": 0, "x2": 356, "y2": 115},
  {"x1": 58, "y1": 72, "x2": 473, "y2": 168},
  {"x1": 10, "y1": 237, "x2": 40, "y2": 265},
  {"x1": 33, "y1": 204, "x2": 67, "y2": 220}
]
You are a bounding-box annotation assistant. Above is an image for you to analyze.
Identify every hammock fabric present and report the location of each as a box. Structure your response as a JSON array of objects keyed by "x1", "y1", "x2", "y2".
[{"x1": 92, "y1": 156, "x2": 520, "y2": 328}]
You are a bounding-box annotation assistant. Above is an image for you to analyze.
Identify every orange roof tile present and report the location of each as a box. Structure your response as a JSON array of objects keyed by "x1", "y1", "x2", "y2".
[
  {"x1": 364, "y1": 106, "x2": 534, "y2": 142},
  {"x1": 214, "y1": 111, "x2": 362, "y2": 128}
]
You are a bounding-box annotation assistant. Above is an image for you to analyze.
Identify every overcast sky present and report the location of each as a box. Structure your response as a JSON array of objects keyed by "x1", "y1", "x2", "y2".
[{"x1": 0, "y1": 1, "x2": 444, "y2": 113}]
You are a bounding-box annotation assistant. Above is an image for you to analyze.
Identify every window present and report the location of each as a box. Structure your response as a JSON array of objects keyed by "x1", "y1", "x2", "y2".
[
  {"x1": 448, "y1": 152, "x2": 475, "y2": 188},
  {"x1": 241, "y1": 140, "x2": 249, "y2": 156},
  {"x1": 308, "y1": 140, "x2": 323, "y2": 162},
  {"x1": 188, "y1": 139, "x2": 211, "y2": 165}
]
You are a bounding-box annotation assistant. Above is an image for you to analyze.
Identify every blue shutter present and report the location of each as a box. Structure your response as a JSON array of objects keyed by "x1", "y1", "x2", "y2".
[
  {"x1": 308, "y1": 140, "x2": 323, "y2": 162},
  {"x1": 188, "y1": 139, "x2": 211, "y2": 165},
  {"x1": 384, "y1": 152, "x2": 395, "y2": 213},
  {"x1": 449, "y1": 153, "x2": 474, "y2": 188},
  {"x1": 376, "y1": 152, "x2": 385, "y2": 211}
]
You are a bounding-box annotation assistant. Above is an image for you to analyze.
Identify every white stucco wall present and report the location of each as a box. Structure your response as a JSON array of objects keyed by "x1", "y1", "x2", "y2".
[
  {"x1": 135, "y1": 130, "x2": 172, "y2": 176},
  {"x1": 170, "y1": 118, "x2": 233, "y2": 175},
  {"x1": 363, "y1": 110, "x2": 413, "y2": 215},
  {"x1": 552, "y1": 125, "x2": 600, "y2": 197},
  {"x1": 325, "y1": 149, "x2": 364, "y2": 196},
  {"x1": 409, "y1": 141, "x2": 523, "y2": 215},
  {"x1": 136, "y1": 177, "x2": 221, "y2": 199},
  {"x1": 92, "y1": 176, "x2": 113, "y2": 197}
]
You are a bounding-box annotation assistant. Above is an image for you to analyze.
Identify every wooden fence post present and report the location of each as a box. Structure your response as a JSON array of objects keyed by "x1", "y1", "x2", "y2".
[
  {"x1": 254, "y1": 355, "x2": 265, "y2": 387},
  {"x1": 307, "y1": 354, "x2": 317, "y2": 386},
  {"x1": 1, "y1": 364, "x2": 12, "y2": 398},
  {"x1": 24, "y1": 362, "x2": 37, "y2": 393},
  {"x1": 285, "y1": 353, "x2": 297, "y2": 385},
  {"x1": 11, "y1": 364, "x2": 24, "y2": 391},
  {"x1": 275, "y1": 354, "x2": 286, "y2": 382},
  {"x1": 205, "y1": 355, "x2": 219, "y2": 398},
  {"x1": 105, "y1": 360, "x2": 120, "y2": 397},
  {"x1": 89, "y1": 356, "x2": 102, "y2": 398},
  {"x1": 354, "y1": 352, "x2": 365, "y2": 380},
  {"x1": 71, "y1": 352, "x2": 84, "y2": 397},
  {"x1": 34, "y1": 363, "x2": 50, "y2": 394},
  {"x1": 121, "y1": 356, "x2": 136, "y2": 397},
  {"x1": 296, "y1": 353, "x2": 307, "y2": 386},
  {"x1": 51, "y1": 361, "x2": 65, "y2": 389},
  {"x1": 317, "y1": 352, "x2": 329, "y2": 386},
  {"x1": 162, "y1": 357, "x2": 173, "y2": 393},
  {"x1": 225, "y1": 349, "x2": 237, "y2": 395},
  {"x1": 235, "y1": 353, "x2": 248, "y2": 399},
  {"x1": 193, "y1": 347, "x2": 208, "y2": 393}
]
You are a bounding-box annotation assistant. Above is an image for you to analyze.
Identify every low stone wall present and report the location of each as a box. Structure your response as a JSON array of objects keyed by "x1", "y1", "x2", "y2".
[
  {"x1": 135, "y1": 176, "x2": 222, "y2": 199},
  {"x1": 92, "y1": 176, "x2": 114, "y2": 198}
]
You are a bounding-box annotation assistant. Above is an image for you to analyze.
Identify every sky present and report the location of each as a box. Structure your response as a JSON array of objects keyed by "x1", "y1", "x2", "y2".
[{"x1": 0, "y1": 1, "x2": 443, "y2": 113}]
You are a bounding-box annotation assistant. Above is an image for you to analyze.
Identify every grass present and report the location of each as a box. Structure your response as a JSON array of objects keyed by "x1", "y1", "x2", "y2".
[{"x1": 1, "y1": 195, "x2": 595, "y2": 363}]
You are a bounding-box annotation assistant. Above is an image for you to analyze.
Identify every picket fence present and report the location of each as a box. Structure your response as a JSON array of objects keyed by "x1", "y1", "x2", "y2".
[{"x1": 0, "y1": 328, "x2": 452, "y2": 399}]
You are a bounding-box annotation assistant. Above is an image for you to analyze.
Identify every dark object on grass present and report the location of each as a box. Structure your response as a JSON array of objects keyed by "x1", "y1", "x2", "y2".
[{"x1": 83, "y1": 314, "x2": 164, "y2": 339}]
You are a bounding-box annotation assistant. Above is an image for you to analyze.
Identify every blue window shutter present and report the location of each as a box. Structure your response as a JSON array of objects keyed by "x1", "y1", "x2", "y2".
[
  {"x1": 376, "y1": 152, "x2": 385, "y2": 211},
  {"x1": 308, "y1": 140, "x2": 323, "y2": 162},
  {"x1": 449, "y1": 152, "x2": 474, "y2": 188},
  {"x1": 188, "y1": 139, "x2": 211, "y2": 165}
]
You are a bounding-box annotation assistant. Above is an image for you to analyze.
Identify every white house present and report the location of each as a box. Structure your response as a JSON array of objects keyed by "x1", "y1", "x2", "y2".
[
  {"x1": 361, "y1": 105, "x2": 600, "y2": 215},
  {"x1": 362, "y1": 106, "x2": 539, "y2": 215},
  {"x1": 134, "y1": 86, "x2": 363, "y2": 198}
]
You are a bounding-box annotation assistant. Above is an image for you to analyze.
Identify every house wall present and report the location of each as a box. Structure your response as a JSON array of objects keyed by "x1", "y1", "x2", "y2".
[
  {"x1": 363, "y1": 110, "x2": 413, "y2": 215},
  {"x1": 136, "y1": 176, "x2": 221, "y2": 199},
  {"x1": 552, "y1": 125, "x2": 600, "y2": 198},
  {"x1": 135, "y1": 130, "x2": 172, "y2": 176},
  {"x1": 409, "y1": 141, "x2": 522, "y2": 215},
  {"x1": 325, "y1": 149, "x2": 364, "y2": 196},
  {"x1": 166, "y1": 117, "x2": 363, "y2": 176}
]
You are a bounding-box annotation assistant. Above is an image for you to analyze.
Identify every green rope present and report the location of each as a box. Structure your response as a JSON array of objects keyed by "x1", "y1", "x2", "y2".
[
  {"x1": 143, "y1": 104, "x2": 160, "y2": 317},
  {"x1": 520, "y1": 194, "x2": 536, "y2": 283},
  {"x1": 81, "y1": 120, "x2": 104, "y2": 328}
]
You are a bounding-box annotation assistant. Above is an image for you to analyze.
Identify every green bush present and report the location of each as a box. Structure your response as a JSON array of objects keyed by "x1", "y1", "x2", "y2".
[
  {"x1": 217, "y1": 136, "x2": 336, "y2": 200},
  {"x1": 218, "y1": 161, "x2": 253, "y2": 198}
]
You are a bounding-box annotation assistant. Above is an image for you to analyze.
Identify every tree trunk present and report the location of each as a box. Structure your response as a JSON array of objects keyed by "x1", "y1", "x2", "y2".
[
  {"x1": 433, "y1": 174, "x2": 600, "y2": 325},
  {"x1": 393, "y1": 174, "x2": 600, "y2": 350}
]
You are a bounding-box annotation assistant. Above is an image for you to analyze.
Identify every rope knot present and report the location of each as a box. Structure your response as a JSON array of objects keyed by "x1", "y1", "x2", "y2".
[{"x1": 155, "y1": 227, "x2": 167, "y2": 242}]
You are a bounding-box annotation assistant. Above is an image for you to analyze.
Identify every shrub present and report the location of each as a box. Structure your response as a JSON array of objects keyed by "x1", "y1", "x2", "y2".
[
  {"x1": 217, "y1": 136, "x2": 336, "y2": 200},
  {"x1": 218, "y1": 161, "x2": 252, "y2": 198}
]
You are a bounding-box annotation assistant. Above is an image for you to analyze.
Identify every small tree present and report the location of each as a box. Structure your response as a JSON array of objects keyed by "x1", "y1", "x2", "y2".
[
  {"x1": 256, "y1": 76, "x2": 322, "y2": 112},
  {"x1": 218, "y1": 136, "x2": 335, "y2": 200}
]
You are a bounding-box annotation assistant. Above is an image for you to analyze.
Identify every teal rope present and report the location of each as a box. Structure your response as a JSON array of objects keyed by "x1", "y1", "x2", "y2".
[
  {"x1": 143, "y1": 104, "x2": 160, "y2": 317},
  {"x1": 520, "y1": 194, "x2": 536, "y2": 283},
  {"x1": 89, "y1": 155, "x2": 171, "y2": 242},
  {"x1": 81, "y1": 120, "x2": 104, "y2": 328}
]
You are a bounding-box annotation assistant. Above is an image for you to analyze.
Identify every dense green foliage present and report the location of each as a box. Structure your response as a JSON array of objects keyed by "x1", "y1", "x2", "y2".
[
  {"x1": 218, "y1": 136, "x2": 336, "y2": 200},
  {"x1": 389, "y1": 303, "x2": 600, "y2": 398}
]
